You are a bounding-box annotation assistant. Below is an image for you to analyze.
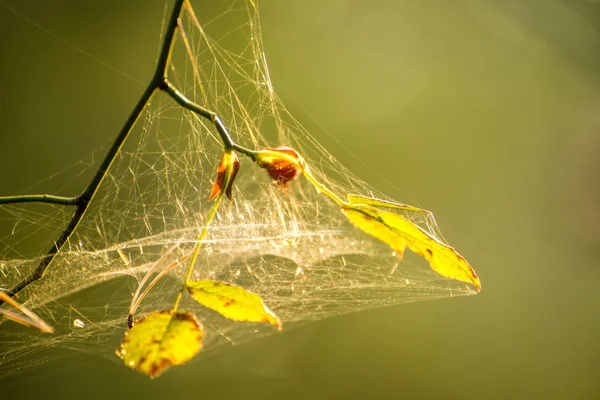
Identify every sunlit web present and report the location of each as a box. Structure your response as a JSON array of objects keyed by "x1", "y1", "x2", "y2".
[{"x1": 0, "y1": 0, "x2": 477, "y2": 378}]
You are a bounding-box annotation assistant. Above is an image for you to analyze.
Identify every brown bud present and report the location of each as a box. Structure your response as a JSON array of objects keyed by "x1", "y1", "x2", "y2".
[
  {"x1": 209, "y1": 151, "x2": 240, "y2": 201},
  {"x1": 255, "y1": 147, "x2": 304, "y2": 189}
]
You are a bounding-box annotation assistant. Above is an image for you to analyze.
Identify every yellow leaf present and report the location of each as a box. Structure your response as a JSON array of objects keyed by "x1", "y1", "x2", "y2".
[
  {"x1": 342, "y1": 204, "x2": 481, "y2": 291},
  {"x1": 186, "y1": 280, "x2": 282, "y2": 330},
  {"x1": 118, "y1": 310, "x2": 203, "y2": 378}
]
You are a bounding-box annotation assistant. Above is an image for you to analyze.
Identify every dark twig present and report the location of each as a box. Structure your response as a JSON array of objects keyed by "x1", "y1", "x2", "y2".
[{"x1": 0, "y1": 194, "x2": 81, "y2": 206}]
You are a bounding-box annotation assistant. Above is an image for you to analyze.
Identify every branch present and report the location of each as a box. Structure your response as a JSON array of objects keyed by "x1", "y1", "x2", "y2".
[
  {"x1": 0, "y1": 0, "x2": 186, "y2": 304},
  {"x1": 0, "y1": 194, "x2": 80, "y2": 206}
]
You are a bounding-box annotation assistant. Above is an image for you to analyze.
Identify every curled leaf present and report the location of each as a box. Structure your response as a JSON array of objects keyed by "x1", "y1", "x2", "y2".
[
  {"x1": 209, "y1": 151, "x2": 240, "y2": 200},
  {"x1": 255, "y1": 147, "x2": 304, "y2": 189},
  {"x1": 186, "y1": 280, "x2": 282, "y2": 330},
  {"x1": 118, "y1": 310, "x2": 203, "y2": 378},
  {"x1": 342, "y1": 204, "x2": 481, "y2": 291}
]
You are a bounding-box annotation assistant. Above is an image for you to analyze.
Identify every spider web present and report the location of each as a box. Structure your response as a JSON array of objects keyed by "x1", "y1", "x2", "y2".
[{"x1": 0, "y1": 0, "x2": 477, "y2": 378}]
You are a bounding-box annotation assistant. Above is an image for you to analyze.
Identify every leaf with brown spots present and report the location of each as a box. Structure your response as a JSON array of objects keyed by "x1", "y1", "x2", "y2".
[
  {"x1": 186, "y1": 280, "x2": 282, "y2": 330},
  {"x1": 118, "y1": 310, "x2": 203, "y2": 378},
  {"x1": 342, "y1": 203, "x2": 481, "y2": 291}
]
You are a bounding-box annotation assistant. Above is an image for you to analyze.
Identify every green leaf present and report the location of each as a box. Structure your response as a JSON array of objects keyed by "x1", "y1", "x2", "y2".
[
  {"x1": 186, "y1": 280, "x2": 282, "y2": 330},
  {"x1": 118, "y1": 310, "x2": 203, "y2": 378},
  {"x1": 342, "y1": 204, "x2": 481, "y2": 291}
]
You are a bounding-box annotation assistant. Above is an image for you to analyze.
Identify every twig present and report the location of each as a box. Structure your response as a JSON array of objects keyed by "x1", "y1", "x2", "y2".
[{"x1": 0, "y1": 194, "x2": 81, "y2": 206}]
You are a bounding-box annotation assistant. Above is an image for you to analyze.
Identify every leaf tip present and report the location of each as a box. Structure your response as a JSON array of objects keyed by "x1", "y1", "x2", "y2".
[
  {"x1": 265, "y1": 308, "x2": 283, "y2": 331},
  {"x1": 472, "y1": 276, "x2": 482, "y2": 293}
]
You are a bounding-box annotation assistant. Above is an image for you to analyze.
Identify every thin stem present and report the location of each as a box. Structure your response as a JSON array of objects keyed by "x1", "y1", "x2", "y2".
[
  {"x1": 232, "y1": 144, "x2": 258, "y2": 161},
  {"x1": 0, "y1": 194, "x2": 80, "y2": 206},
  {"x1": 302, "y1": 169, "x2": 346, "y2": 206},
  {"x1": 172, "y1": 191, "x2": 224, "y2": 312},
  {"x1": 161, "y1": 79, "x2": 235, "y2": 151},
  {"x1": 0, "y1": 0, "x2": 186, "y2": 305}
]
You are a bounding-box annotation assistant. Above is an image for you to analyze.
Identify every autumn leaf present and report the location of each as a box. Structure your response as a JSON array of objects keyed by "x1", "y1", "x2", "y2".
[
  {"x1": 341, "y1": 202, "x2": 481, "y2": 291},
  {"x1": 118, "y1": 310, "x2": 203, "y2": 378},
  {"x1": 255, "y1": 147, "x2": 304, "y2": 189},
  {"x1": 209, "y1": 151, "x2": 240, "y2": 200},
  {"x1": 186, "y1": 280, "x2": 282, "y2": 330}
]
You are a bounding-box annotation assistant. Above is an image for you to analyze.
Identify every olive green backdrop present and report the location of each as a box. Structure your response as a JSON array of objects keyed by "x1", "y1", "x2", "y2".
[{"x1": 1, "y1": 1, "x2": 599, "y2": 399}]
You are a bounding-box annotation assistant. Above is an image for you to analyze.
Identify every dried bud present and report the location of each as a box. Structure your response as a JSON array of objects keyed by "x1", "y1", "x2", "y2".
[
  {"x1": 255, "y1": 147, "x2": 304, "y2": 189},
  {"x1": 209, "y1": 151, "x2": 240, "y2": 201}
]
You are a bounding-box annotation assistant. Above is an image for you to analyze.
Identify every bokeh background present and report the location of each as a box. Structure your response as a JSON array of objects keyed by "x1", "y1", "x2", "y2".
[{"x1": 1, "y1": 0, "x2": 600, "y2": 399}]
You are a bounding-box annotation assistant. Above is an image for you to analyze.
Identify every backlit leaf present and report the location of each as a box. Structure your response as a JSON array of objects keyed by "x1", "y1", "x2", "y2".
[
  {"x1": 186, "y1": 280, "x2": 282, "y2": 330},
  {"x1": 118, "y1": 310, "x2": 203, "y2": 378},
  {"x1": 342, "y1": 204, "x2": 481, "y2": 291}
]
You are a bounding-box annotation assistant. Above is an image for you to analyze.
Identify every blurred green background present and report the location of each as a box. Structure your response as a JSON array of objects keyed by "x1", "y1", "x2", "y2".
[{"x1": 1, "y1": 0, "x2": 600, "y2": 399}]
